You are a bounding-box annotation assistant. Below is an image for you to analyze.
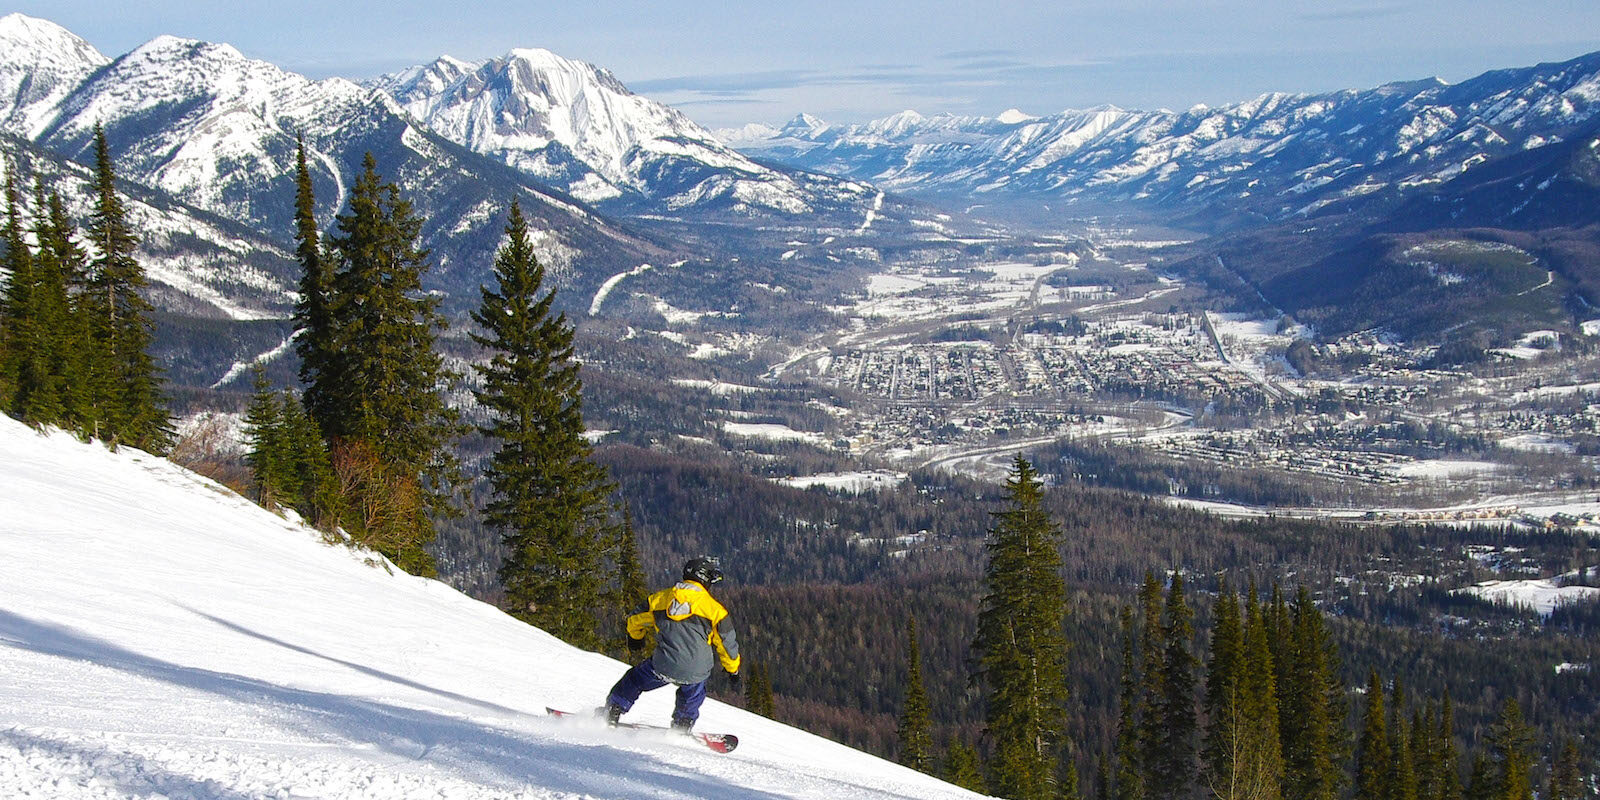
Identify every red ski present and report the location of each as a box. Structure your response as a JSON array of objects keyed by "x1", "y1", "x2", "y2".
[{"x1": 546, "y1": 707, "x2": 739, "y2": 754}]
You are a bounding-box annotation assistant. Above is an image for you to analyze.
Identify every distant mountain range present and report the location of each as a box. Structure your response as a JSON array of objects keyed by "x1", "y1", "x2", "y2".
[
  {"x1": 724, "y1": 52, "x2": 1600, "y2": 225},
  {"x1": 3, "y1": 10, "x2": 1598, "y2": 358}
]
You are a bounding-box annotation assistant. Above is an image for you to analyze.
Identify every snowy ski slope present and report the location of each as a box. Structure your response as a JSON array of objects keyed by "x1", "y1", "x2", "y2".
[{"x1": 0, "y1": 416, "x2": 984, "y2": 799}]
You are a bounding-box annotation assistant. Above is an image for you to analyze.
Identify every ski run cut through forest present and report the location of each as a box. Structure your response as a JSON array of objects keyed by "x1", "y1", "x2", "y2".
[{"x1": 0, "y1": 414, "x2": 981, "y2": 799}]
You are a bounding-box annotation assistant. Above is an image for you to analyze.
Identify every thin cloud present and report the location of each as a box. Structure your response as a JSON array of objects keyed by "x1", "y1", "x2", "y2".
[
  {"x1": 1298, "y1": 5, "x2": 1409, "y2": 22},
  {"x1": 629, "y1": 69, "x2": 821, "y2": 95},
  {"x1": 939, "y1": 48, "x2": 1019, "y2": 61}
]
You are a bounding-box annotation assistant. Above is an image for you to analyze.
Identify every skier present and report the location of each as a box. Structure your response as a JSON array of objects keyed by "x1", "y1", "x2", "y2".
[{"x1": 605, "y1": 556, "x2": 741, "y2": 733}]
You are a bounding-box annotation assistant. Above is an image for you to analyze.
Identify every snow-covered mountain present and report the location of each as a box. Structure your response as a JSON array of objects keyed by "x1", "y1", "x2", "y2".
[
  {"x1": 0, "y1": 13, "x2": 665, "y2": 306},
  {"x1": 0, "y1": 12, "x2": 107, "y2": 139},
  {"x1": 0, "y1": 415, "x2": 984, "y2": 798},
  {"x1": 733, "y1": 52, "x2": 1600, "y2": 221},
  {"x1": 1, "y1": 133, "x2": 297, "y2": 323},
  {"x1": 370, "y1": 49, "x2": 877, "y2": 217}
]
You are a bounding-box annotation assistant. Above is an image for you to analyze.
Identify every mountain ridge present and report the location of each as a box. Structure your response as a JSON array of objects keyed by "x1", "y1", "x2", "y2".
[{"x1": 728, "y1": 49, "x2": 1600, "y2": 222}]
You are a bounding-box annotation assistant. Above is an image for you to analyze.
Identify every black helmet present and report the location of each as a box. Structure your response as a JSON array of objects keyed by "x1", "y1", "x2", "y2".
[{"x1": 683, "y1": 556, "x2": 724, "y2": 585}]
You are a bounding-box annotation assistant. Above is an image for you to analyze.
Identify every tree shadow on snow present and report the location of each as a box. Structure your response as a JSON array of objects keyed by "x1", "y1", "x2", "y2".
[
  {"x1": 176, "y1": 603, "x2": 527, "y2": 718},
  {"x1": 0, "y1": 609, "x2": 792, "y2": 800}
]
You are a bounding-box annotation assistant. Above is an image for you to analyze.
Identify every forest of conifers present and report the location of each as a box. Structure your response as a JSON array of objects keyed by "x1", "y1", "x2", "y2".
[{"x1": 561, "y1": 444, "x2": 1599, "y2": 795}]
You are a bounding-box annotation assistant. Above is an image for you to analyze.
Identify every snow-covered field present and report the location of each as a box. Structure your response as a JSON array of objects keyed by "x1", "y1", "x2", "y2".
[
  {"x1": 772, "y1": 471, "x2": 907, "y2": 493},
  {"x1": 720, "y1": 422, "x2": 829, "y2": 445},
  {"x1": 1454, "y1": 577, "x2": 1600, "y2": 617},
  {"x1": 1386, "y1": 459, "x2": 1502, "y2": 479},
  {"x1": 0, "y1": 416, "x2": 981, "y2": 799}
]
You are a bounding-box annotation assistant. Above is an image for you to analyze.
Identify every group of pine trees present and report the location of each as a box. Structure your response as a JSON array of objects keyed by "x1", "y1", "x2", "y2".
[
  {"x1": 0, "y1": 129, "x2": 171, "y2": 451},
  {"x1": 246, "y1": 140, "x2": 629, "y2": 643},
  {"x1": 893, "y1": 457, "x2": 1594, "y2": 800}
]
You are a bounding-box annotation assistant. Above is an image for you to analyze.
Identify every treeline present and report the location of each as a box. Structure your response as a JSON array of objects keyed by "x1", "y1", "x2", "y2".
[{"x1": 0, "y1": 128, "x2": 171, "y2": 451}]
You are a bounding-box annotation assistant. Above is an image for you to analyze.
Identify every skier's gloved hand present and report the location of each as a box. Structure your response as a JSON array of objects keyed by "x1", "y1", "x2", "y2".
[
  {"x1": 627, "y1": 636, "x2": 645, "y2": 652},
  {"x1": 726, "y1": 669, "x2": 741, "y2": 689}
]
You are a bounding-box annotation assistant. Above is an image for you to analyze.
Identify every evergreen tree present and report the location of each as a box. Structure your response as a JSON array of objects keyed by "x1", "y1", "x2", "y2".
[
  {"x1": 1388, "y1": 681, "x2": 1418, "y2": 800},
  {"x1": 972, "y1": 456, "x2": 1070, "y2": 800},
  {"x1": 1280, "y1": 587, "x2": 1343, "y2": 800},
  {"x1": 1149, "y1": 572, "x2": 1197, "y2": 800},
  {"x1": 1354, "y1": 671, "x2": 1389, "y2": 800},
  {"x1": 1487, "y1": 700, "x2": 1533, "y2": 800},
  {"x1": 84, "y1": 125, "x2": 169, "y2": 452},
  {"x1": 744, "y1": 660, "x2": 776, "y2": 718},
  {"x1": 279, "y1": 390, "x2": 338, "y2": 526},
  {"x1": 897, "y1": 614, "x2": 934, "y2": 773},
  {"x1": 472, "y1": 198, "x2": 613, "y2": 644},
  {"x1": 1545, "y1": 739, "x2": 1583, "y2": 800},
  {"x1": 1435, "y1": 693, "x2": 1463, "y2": 800},
  {"x1": 244, "y1": 367, "x2": 291, "y2": 507},
  {"x1": 944, "y1": 737, "x2": 987, "y2": 794},
  {"x1": 1135, "y1": 571, "x2": 1167, "y2": 797},
  {"x1": 1115, "y1": 607, "x2": 1147, "y2": 800},
  {"x1": 1413, "y1": 706, "x2": 1437, "y2": 800},
  {"x1": 1203, "y1": 582, "x2": 1244, "y2": 798},
  {"x1": 1237, "y1": 587, "x2": 1283, "y2": 800},
  {"x1": 322, "y1": 153, "x2": 461, "y2": 575},
  {"x1": 2, "y1": 172, "x2": 37, "y2": 418},
  {"x1": 38, "y1": 190, "x2": 95, "y2": 431},
  {"x1": 291, "y1": 135, "x2": 338, "y2": 437},
  {"x1": 611, "y1": 509, "x2": 650, "y2": 660},
  {"x1": 1464, "y1": 755, "x2": 1493, "y2": 800}
]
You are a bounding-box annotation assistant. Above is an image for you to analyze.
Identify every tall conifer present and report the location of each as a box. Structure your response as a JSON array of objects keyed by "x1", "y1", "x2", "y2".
[
  {"x1": 1545, "y1": 739, "x2": 1582, "y2": 800},
  {"x1": 1115, "y1": 607, "x2": 1147, "y2": 800},
  {"x1": 1149, "y1": 573, "x2": 1197, "y2": 800},
  {"x1": 322, "y1": 153, "x2": 461, "y2": 575},
  {"x1": 1238, "y1": 587, "x2": 1283, "y2": 800},
  {"x1": 472, "y1": 198, "x2": 613, "y2": 644},
  {"x1": 1487, "y1": 700, "x2": 1533, "y2": 800},
  {"x1": 972, "y1": 456, "x2": 1070, "y2": 800},
  {"x1": 1390, "y1": 680, "x2": 1418, "y2": 800},
  {"x1": 84, "y1": 125, "x2": 169, "y2": 451},
  {"x1": 1355, "y1": 672, "x2": 1389, "y2": 800},
  {"x1": 897, "y1": 614, "x2": 934, "y2": 773},
  {"x1": 1204, "y1": 581, "x2": 1244, "y2": 797},
  {"x1": 1436, "y1": 693, "x2": 1463, "y2": 800},
  {"x1": 2, "y1": 173, "x2": 37, "y2": 417},
  {"x1": 39, "y1": 190, "x2": 95, "y2": 430},
  {"x1": 291, "y1": 135, "x2": 338, "y2": 436},
  {"x1": 1281, "y1": 587, "x2": 1343, "y2": 800}
]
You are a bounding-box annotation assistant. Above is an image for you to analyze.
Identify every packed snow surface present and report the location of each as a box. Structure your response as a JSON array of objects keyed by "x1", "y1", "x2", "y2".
[{"x1": 0, "y1": 416, "x2": 981, "y2": 799}]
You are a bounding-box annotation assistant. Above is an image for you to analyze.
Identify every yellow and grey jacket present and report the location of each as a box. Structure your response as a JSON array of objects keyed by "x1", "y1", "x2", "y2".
[{"x1": 627, "y1": 580, "x2": 740, "y2": 684}]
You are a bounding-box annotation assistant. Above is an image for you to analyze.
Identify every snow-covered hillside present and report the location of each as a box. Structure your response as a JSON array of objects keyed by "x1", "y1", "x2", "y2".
[{"x1": 0, "y1": 415, "x2": 982, "y2": 799}]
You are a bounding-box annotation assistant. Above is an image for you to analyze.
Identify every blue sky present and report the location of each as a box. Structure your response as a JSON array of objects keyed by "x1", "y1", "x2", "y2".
[{"x1": 18, "y1": 1, "x2": 1600, "y2": 129}]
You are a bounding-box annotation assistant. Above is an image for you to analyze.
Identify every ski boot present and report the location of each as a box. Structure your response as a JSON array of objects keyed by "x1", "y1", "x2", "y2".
[{"x1": 670, "y1": 717, "x2": 694, "y2": 735}]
